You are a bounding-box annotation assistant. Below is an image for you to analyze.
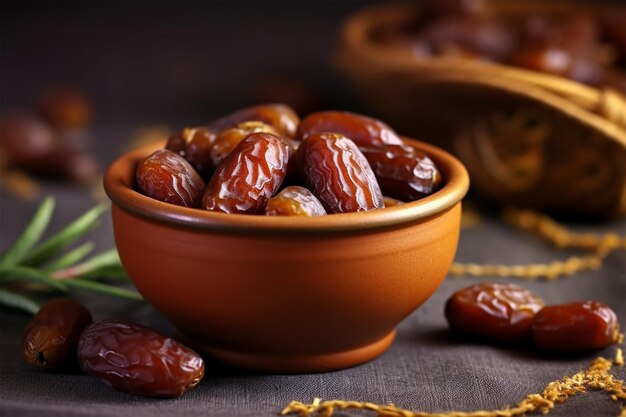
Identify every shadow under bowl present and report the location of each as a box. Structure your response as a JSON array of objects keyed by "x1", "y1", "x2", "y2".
[{"x1": 103, "y1": 137, "x2": 469, "y2": 373}]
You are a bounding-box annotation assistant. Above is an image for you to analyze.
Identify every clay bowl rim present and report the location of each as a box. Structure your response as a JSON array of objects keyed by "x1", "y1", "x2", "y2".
[{"x1": 103, "y1": 137, "x2": 469, "y2": 234}]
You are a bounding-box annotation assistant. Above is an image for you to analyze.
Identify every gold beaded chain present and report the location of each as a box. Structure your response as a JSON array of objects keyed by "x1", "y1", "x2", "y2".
[
  {"x1": 449, "y1": 208, "x2": 626, "y2": 280},
  {"x1": 282, "y1": 349, "x2": 626, "y2": 417}
]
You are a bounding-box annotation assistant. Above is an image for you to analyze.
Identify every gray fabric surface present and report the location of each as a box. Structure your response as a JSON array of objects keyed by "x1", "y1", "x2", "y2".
[
  {"x1": 1, "y1": 2, "x2": 626, "y2": 416},
  {"x1": 1, "y1": 196, "x2": 624, "y2": 417}
]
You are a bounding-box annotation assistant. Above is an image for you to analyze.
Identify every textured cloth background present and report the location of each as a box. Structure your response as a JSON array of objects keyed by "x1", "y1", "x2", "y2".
[{"x1": 1, "y1": 2, "x2": 625, "y2": 416}]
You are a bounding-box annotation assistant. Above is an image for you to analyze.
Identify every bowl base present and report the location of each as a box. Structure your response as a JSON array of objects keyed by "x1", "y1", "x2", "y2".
[{"x1": 178, "y1": 329, "x2": 396, "y2": 374}]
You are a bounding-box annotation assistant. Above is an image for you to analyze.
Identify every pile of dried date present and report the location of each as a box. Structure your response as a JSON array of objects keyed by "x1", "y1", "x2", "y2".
[
  {"x1": 22, "y1": 298, "x2": 204, "y2": 398},
  {"x1": 0, "y1": 88, "x2": 98, "y2": 184},
  {"x1": 370, "y1": 0, "x2": 626, "y2": 93},
  {"x1": 135, "y1": 104, "x2": 442, "y2": 215},
  {"x1": 445, "y1": 282, "x2": 622, "y2": 353}
]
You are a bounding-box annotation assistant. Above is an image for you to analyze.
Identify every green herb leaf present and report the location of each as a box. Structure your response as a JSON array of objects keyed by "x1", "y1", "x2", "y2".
[
  {"x1": 21, "y1": 203, "x2": 107, "y2": 267},
  {"x1": 80, "y1": 265, "x2": 130, "y2": 280},
  {"x1": 1, "y1": 197, "x2": 142, "y2": 305},
  {"x1": 0, "y1": 197, "x2": 55, "y2": 266},
  {"x1": 64, "y1": 279, "x2": 143, "y2": 300},
  {"x1": 44, "y1": 241, "x2": 95, "y2": 272},
  {"x1": 0, "y1": 265, "x2": 67, "y2": 292},
  {"x1": 51, "y1": 249, "x2": 122, "y2": 280},
  {"x1": 0, "y1": 289, "x2": 40, "y2": 315}
]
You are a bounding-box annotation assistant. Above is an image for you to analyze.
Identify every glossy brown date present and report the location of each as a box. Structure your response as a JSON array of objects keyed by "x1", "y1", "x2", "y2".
[
  {"x1": 419, "y1": 17, "x2": 515, "y2": 61},
  {"x1": 508, "y1": 43, "x2": 603, "y2": 85},
  {"x1": 0, "y1": 114, "x2": 99, "y2": 182},
  {"x1": 136, "y1": 149, "x2": 205, "y2": 208},
  {"x1": 209, "y1": 103, "x2": 299, "y2": 138},
  {"x1": 30, "y1": 148, "x2": 99, "y2": 184},
  {"x1": 520, "y1": 14, "x2": 597, "y2": 56},
  {"x1": 509, "y1": 44, "x2": 573, "y2": 77},
  {"x1": 22, "y1": 298, "x2": 92, "y2": 370},
  {"x1": 210, "y1": 121, "x2": 279, "y2": 167},
  {"x1": 445, "y1": 282, "x2": 544, "y2": 343},
  {"x1": 296, "y1": 111, "x2": 404, "y2": 148},
  {"x1": 165, "y1": 127, "x2": 217, "y2": 178},
  {"x1": 531, "y1": 301, "x2": 620, "y2": 352},
  {"x1": 77, "y1": 320, "x2": 204, "y2": 398},
  {"x1": 264, "y1": 186, "x2": 327, "y2": 216},
  {"x1": 202, "y1": 132, "x2": 290, "y2": 214},
  {"x1": 297, "y1": 132, "x2": 384, "y2": 213},
  {"x1": 0, "y1": 113, "x2": 57, "y2": 170},
  {"x1": 361, "y1": 144, "x2": 441, "y2": 201}
]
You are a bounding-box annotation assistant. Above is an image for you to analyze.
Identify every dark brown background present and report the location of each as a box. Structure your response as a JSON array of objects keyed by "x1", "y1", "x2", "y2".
[{"x1": 1, "y1": 1, "x2": 625, "y2": 416}]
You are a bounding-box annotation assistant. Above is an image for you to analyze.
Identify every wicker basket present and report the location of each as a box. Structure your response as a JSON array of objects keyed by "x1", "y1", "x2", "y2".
[{"x1": 336, "y1": 2, "x2": 626, "y2": 218}]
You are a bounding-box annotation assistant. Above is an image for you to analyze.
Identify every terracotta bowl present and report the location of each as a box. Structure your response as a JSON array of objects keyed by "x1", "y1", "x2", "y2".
[{"x1": 103, "y1": 138, "x2": 469, "y2": 373}]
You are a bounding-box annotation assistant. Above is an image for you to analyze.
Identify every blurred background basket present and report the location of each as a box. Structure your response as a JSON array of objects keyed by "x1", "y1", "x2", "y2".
[{"x1": 336, "y1": 1, "x2": 626, "y2": 219}]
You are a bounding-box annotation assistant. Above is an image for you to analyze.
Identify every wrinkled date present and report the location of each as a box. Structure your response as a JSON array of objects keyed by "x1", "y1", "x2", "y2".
[
  {"x1": 30, "y1": 147, "x2": 99, "y2": 184},
  {"x1": 297, "y1": 132, "x2": 384, "y2": 213},
  {"x1": 135, "y1": 106, "x2": 443, "y2": 214},
  {"x1": 264, "y1": 186, "x2": 327, "y2": 216},
  {"x1": 202, "y1": 132, "x2": 290, "y2": 214},
  {"x1": 531, "y1": 301, "x2": 620, "y2": 352},
  {"x1": 0, "y1": 113, "x2": 57, "y2": 170},
  {"x1": 361, "y1": 144, "x2": 442, "y2": 201},
  {"x1": 0, "y1": 113, "x2": 99, "y2": 182},
  {"x1": 419, "y1": 17, "x2": 515, "y2": 61},
  {"x1": 136, "y1": 149, "x2": 206, "y2": 208},
  {"x1": 445, "y1": 282, "x2": 545, "y2": 343},
  {"x1": 296, "y1": 111, "x2": 404, "y2": 148},
  {"x1": 165, "y1": 127, "x2": 217, "y2": 178},
  {"x1": 509, "y1": 44, "x2": 574, "y2": 77},
  {"x1": 77, "y1": 320, "x2": 205, "y2": 398},
  {"x1": 22, "y1": 298, "x2": 92, "y2": 370},
  {"x1": 209, "y1": 104, "x2": 300, "y2": 138},
  {"x1": 210, "y1": 121, "x2": 279, "y2": 167}
]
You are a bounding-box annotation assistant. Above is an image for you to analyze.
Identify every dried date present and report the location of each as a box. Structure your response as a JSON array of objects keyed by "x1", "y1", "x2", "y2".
[
  {"x1": 202, "y1": 132, "x2": 290, "y2": 214},
  {"x1": 509, "y1": 43, "x2": 574, "y2": 77},
  {"x1": 22, "y1": 298, "x2": 92, "y2": 370},
  {"x1": 0, "y1": 113, "x2": 57, "y2": 170},
  {"x1": 297, "y1": 132, "x2": 384, "y2": 213},
  {"x1": 30, "y1": 148, "x2": 99, "y2": 184},
  {"x1": 361, "y1": 144, "x2": 441, "y2": 201},
  {"x1": 210, "y1": 121, "x2": 279, "y2": 167},
  {"x1": 531, "y1": 301, "x2": 620, "y2": 352},
  {"x1": 419, "y1": 17, "x2": 515, "y2": 61},
  {"x1": 209, "y1": 104, "x2": 299, "y2": 138},
  {"x1": 445, "y1": 282, "x2": 544, "y2": 343},
  {"x1": 136, "y1": 149, "x2": 205, "y2": 208},
  {"x1": 165, "y1": 127, "x2": 217, "y2": 178},
  {"x1": 0, "y1": 113, "x2": 99, "y2": 182},
  {"x1": 264, "y1": 186, "x2": 327, "y2": 216},
  {"x1": 77, "y1": 320, "x2": 204, "y2": 398},
  {"x1": 296, "y1": 111, "x2": 404, "y2": 148}
]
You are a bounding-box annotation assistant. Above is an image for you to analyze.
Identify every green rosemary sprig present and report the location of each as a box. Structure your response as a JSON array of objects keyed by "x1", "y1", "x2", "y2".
[
  {"x1": 0, "y1": 290, "x2": 40, "y2": 315},
  {"x1": 0, "y1": 197, "x2": 143, "y2": 314}
]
